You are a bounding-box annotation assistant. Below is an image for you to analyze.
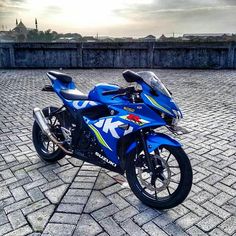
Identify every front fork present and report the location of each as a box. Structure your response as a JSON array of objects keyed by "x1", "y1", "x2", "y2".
[{"x1": 139, "y1": 129, "x2": 156, "y2": 175}]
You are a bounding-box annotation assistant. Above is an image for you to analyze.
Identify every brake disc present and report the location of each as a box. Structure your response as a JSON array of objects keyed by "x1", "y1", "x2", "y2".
[{"x1": 137, "y1": 155, "x2": 171, "y2": 192}]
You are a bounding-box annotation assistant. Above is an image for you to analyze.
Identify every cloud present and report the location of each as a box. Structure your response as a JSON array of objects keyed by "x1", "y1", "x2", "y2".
[{"x1": 1, "y1": 0, "x2": 236, "y2": 35}]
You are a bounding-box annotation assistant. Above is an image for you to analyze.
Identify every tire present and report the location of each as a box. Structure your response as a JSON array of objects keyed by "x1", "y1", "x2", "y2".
[
  {"x1": 32, "y1": 106, "x2": 66, "y2": 163},
  {"x1": 126, "y1": 145, "x2": 192, "y2": 209}
]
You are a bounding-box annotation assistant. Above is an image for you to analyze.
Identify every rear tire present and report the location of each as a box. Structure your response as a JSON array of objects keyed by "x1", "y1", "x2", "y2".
[
  {"x1": 32, "y1": 106, "x2": 66, "y2": 163},
  {"x1": 126, "y1": 145, "x2": 192, "y2": 209}
]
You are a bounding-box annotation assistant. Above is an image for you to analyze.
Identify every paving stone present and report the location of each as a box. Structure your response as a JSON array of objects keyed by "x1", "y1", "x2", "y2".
[
  {"x1": 22, "y1": 198, "x2": 50, "y2": 215},
  {"x1": 210, "y1": 192, "x2": 233, "y2": 206},
  {"x1": 133, "y1": 208, "x2": 160, "y2": 226},
  {"x1": 27, "y1": 204, "x2": 55, "y2": 232},
  {"x1": 61, "y1": 195, "x2": 88, "y2": 204},
  {"x1": 186, "y1": 226, "x2": 208, "y2": 236},
  {"x1": 121, "y1": 219, "x2": 148, "y2": 236},
  {"x1": 4, "y1": 225, "x2": 32, "y2": 236},
  {"x1": 183, "y1": 199, "x2": 209, "y2": 217},
  {"x1": 142, "y1": 222, "x2": 168, "y2": 236},
  {"x1": 94, "y1": 173, "x2": 116, "y2": 190},
  {"x1": 0, "y1": 223, "x2": 12, "y2": 235},
  {"x1": 43, "y1": 223, "x2": 75, "y2": 236},
  {"x1": 67, "y1": 189, "x2": 91, "y2": 197},
  {"x1": 70, "y1": 181, "x2": 94, "y2": 189},
  {"x1": 92, "y1": 204, "x2": 119, "y2": 221},
  {"x1": 152, "y1": 213, "x2": 174, "y2": 228},
  {"x1": 163, "y1": 222, "x2": 189, "y2": 236},
  {"x1": 219, "y1": 216, "x2": 236, "y2": 235},
  {"x1": 23, "y1": 178, "x2": 48, "y2": 190},
  {"x1": 197, "y1": 214, "x2": 223, "y2": 232},
  {"x1": 44, "y1": 184, "x2": 68, "y2": 204},
  {"x1": 0, "y1": 186, "x2": 11, "y2": 200},
  {"x1": 107, "y1": 193, "x2": 130, "y2": 210},
  {"x1": 0, "y1": 210, "x2": 8, "y2": 226},
  {"x1": 209, "y1": 228, "x2": 229, "y2": 236},
  {"x1": 202, "y1": 201, "x2": 231, "y2": 219},
  {"x1": 10, "y1": 186, "x2": 28, "y2": 201},
  {"x1": 175, "y1": 212, "x2": 201, "y2": 229},
  {"x1": 57, "y1": 203, "x2": 84, "y2": 214},
  {"x1": 125, "y1": 194, "x2": 149, "y2": 212},
  {"x1": 113, "y1": 205, "x2": 139, "y2": 222},
  {"x1": 27, "y1": 187, "x2": 45, "y2": 201},
  {"x1": 4, "y1": 198, "x2": 32, "y2": 214},
  {"x1": 57, "y1": 167, "x2": 79, "y2": 183},
  {"x1": 8, "y1": 210, "x2": 27, "y2": 229},
  {"x1": 99, "y1": 217, "x2": 125, "y2": 236},
  {"x1": 101, "y1": 184, "x2": 123, "y2": 196},
  {"x1": 84, "y1": 191, "x2": 110, "y2": 213},
  {"x1": 191, "y1": 190, "x2": 214, "y2": 204},
  {"x1": 73, "y1": 214, "x2": 102, "y2": 236},
  {"x1": 75, "y1": 176, "x2": 97, "y2": 182},
  {"x1": 39, "y1": 179, "x2": 64, "y2": 192},
  {"x1": 50, "y1": 212, "x2": 80, "y2": 225}
]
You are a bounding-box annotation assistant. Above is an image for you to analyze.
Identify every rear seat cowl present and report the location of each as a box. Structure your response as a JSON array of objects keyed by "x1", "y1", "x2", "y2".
[{"x1": 47, "y1": 71, "x2": 72, "y2": 83}]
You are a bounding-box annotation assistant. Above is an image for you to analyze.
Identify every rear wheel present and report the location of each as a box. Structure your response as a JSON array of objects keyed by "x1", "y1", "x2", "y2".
[
  {"x1": 32, "y1": 106, "x2": 66, "y2": 162},
  {"x1": 126, "y1": 145, "x2": 192, "y2": 209}
]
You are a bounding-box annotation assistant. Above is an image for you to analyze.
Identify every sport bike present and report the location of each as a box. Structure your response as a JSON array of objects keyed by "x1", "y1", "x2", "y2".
[{"x1": 32, "y1": 70, "x2": 192, "y2": 209}]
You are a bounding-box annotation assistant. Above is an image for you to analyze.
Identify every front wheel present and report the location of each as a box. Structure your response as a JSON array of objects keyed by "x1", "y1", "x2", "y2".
[{"x1": 126, "y1": 145, "x2": 192, "y2": 209}]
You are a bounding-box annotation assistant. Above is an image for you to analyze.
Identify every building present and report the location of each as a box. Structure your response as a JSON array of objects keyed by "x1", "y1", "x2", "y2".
[
  {"x1": 12, "y1": 20, "x2": 28, "y2": 42},
  {"x1": 139, "y1": 35, "x2": 156, "y2": 42}
]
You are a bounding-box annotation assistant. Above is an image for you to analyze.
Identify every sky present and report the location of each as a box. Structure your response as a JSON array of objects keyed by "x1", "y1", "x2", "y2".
[{"x1": 0, "y1": 0, "x2": 236, "y2": 37}]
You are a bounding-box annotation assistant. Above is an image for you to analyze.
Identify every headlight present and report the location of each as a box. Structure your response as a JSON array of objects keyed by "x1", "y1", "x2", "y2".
[{"x1": 172, "y1": 110, "x2": 182, "y2": 126}]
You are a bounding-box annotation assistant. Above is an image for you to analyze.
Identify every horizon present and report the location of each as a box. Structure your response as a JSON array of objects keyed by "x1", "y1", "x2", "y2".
[{"x1": 1, "y1": 0, "x2": 236, "y2": 37}]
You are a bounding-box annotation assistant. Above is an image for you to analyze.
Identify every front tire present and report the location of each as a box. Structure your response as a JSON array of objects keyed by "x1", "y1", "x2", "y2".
[
  {"x1": 32, "y1": 106, "x2": 66, "y2": 163},
  {"x1": 126, "y1": 145, "x2": 192, "y2": 209}
]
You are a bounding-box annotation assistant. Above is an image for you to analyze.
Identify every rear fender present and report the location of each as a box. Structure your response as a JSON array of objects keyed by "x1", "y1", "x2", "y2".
[{"x1": 126, "y1": 133, "x2": 181, "y2": 154}]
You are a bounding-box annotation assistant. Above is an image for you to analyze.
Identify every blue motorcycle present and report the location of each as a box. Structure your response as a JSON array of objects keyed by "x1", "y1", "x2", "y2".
[{"x1": 33, "y1": 70, "x2": 192, "y2": 209}]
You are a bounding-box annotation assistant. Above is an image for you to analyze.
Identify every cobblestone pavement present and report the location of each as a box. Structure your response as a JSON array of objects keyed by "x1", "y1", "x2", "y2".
[{"x1": 0, "y1": 69, "x2": 236, "y2": 236}]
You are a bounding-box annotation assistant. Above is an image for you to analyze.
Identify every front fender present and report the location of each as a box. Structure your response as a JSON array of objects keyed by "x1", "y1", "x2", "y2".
[{"x1": 126, "y1": 133, "x2": 181, "y2": 154}]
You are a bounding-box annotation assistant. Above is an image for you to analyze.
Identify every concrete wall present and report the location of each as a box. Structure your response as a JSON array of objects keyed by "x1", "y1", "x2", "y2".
[{"x1": 0, "y1": 42, "x2": 235, "y2": 69}]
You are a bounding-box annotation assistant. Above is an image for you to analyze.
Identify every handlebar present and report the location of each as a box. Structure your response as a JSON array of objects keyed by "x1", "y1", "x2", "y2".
[
  {"x1": 102, "y1": 88, "x2": 127, "y2": 95},
  {"x1": 102, "y1": 86, "x2": 142, "y2": 102}
]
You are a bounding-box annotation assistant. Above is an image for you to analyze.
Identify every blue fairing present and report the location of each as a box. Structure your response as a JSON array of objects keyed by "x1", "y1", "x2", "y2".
[
  {"x1": 84, "y1": 103, "x2": 166, "y2": 164},
  {"x1": 88, "y1": 83, "x2": 130, "y2": 105},
  {"x1": 126, "y1": 133, "x2": 181, "y2": 154}
]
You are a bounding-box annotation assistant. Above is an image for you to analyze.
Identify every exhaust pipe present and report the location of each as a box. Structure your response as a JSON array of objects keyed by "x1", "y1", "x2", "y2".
[{"x1": 33, "y1": 108, "x2": 72, "y2": 155}]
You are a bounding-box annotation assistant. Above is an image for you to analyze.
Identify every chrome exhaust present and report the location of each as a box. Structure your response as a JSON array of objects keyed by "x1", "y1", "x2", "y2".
[{"x1": 33, "y1": 108, "x2": 72, "y2": 155}]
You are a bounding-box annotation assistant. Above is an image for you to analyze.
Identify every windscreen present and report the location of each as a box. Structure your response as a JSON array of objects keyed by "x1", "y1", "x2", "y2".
[{"x1": 137, "y1": 71, "x2": 171, "y2": 98}]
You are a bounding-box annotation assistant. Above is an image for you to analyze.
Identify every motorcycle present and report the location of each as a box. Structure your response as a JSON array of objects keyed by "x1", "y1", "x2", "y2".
[{"x1": 32, "y1": 70, "x2": 192, "y2": 209}]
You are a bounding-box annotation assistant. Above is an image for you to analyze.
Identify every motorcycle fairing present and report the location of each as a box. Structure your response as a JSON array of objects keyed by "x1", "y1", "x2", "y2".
[
  {"x1": 126, "y1": 133, "x2": 182, "y2": 154},
  {"x1": 48, "y1": 74, "x2": 102, "y2": 110},
  {"x1": 84, "y1": 103, "x2": 166, "y2": 165},
  {"x1": 139, "y1": 82, "x2": 181, "y2": 118}
]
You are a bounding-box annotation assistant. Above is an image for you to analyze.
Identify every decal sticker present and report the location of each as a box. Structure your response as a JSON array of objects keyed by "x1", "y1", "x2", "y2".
[
  {"x1": 95, "y1": 152, "x2": 117, "y2": 167},
  {"x1": 88, "y1": 124, "x2": 112, "y2": 151},
  {"x1": 120, "y1": 115, "x2": 149, "y2": 126},
  {"x1": 94, "y1": 118, "x2": 134, "y2": 138},
  {"x1": 73, "y1": 101, "x2": 98, "y2": 110},
  {"x1": 144, "y1": 94, "x2": 172, "y2": 115},
  {"x1": 94, "y1": 118, "x2": 123, "y2": 139},
  {"x1": 123, "y1": 107, "x2": 135, "y2": 112}
]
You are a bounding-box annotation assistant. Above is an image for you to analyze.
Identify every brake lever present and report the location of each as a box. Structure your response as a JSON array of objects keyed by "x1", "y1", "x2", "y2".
[{"x1": 112, "y1": 92, "x2": 127, "y2": 100}]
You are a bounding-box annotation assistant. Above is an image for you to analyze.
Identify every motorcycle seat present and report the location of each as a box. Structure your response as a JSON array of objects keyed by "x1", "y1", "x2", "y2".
[
  {"x1": 48, "y1": 71, "x2": 72, "y2": 83},
  {"x1": 60, "y1": 89, "x2": 88, "y2": 100}
]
